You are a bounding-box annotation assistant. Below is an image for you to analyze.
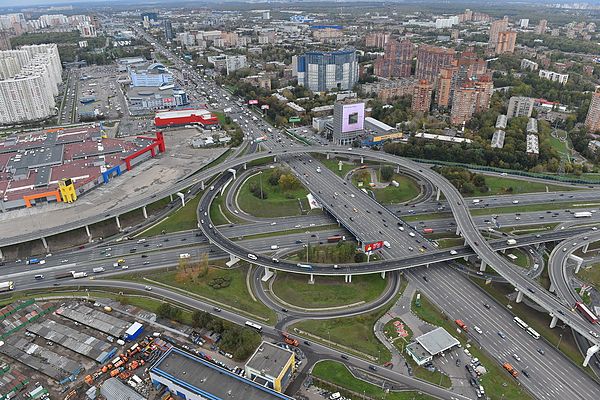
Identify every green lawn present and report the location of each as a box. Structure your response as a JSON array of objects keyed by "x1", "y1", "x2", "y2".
[
  {"x1": 412, "y1": 294, "x2": 533, "y2": 400},
  {"x1": 436, "y1": 238, "x2": 465, "y2": 248},
  {"x1": 237, "y1": 171, "x2": 309, "y2": 217},
  {"x1": 577, "y1": 264, "x2": 600, "y2": 288},
  {"x1": 234, "y1": 224, "x2": 337, "y2": 241},
  {"x1": 209, "y1": 194, "x2": 245, "y2": 226},
  {"x1": 114, "y1": 263, "x2": 276, "y2": 323},
  {"x1": 476, "y1": 175, "x2": 576, "y2": 196},
  {"x1": 498, "y1": 223, "x2": 560, "y2": 235},
  {"x1": 373, "y1": 174, "x2": 421, "y2": 204},
  {"x1": 472, "y1": 279, "x2": 588, "y2": 371},
  {"x1": 504, "y1": 248, "x2": 530, "y2": 268},
  {"x1": 548, "y1": 135, "x2": 571, "y2": 160},
  {"x1": 313, "y1": 154, "x2": 355, "y2": 177},
  {"x1": 140, "y1": 194, "x2": 202, "y2": 237},
  {"x1": 272, "y1": 272, "x2": 388, "y2": 308},
  {"x1": 312, "y1": 361, "x2": 435, "y2": 400}
]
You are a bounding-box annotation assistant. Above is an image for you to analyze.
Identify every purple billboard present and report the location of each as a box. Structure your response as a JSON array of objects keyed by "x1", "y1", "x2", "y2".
[{"x1": 341, "y1": 102, "x2": 365, "y2": 133}]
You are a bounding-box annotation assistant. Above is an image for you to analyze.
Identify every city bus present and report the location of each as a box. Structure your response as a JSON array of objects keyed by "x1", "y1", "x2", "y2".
[
  {"x1": 575, "y1": 302, "x2": 599, "y2": 324},
  {"x1": 527, "y1": 327, "x2": 540, "y2": 340},
  {"x1": 245, "y1": 321, "x2": 262, "y2": 332},
  {"x1": 297, "y1": 263, "x2": 313, "y2": 270},
  {"x1": 513, "y1": 316, "x2": 529, "y2": 330}
]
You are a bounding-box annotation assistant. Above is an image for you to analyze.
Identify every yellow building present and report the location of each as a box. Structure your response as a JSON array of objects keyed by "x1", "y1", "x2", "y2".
[
  {"x1": 58, "y1": 178, "x2": 77, "y2": 203},
  {"x1": 245, "y1": 341, "x2": 295, "y2": 392}
]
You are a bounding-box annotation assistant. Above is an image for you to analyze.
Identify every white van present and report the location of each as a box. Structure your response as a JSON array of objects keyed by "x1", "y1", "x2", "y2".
[{"x1": 383, "y1": 241, "x2": 391, "y2": 248}]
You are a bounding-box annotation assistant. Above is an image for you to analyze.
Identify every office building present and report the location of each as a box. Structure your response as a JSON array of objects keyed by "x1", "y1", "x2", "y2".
[
  {"x1": 245, "y1": 342, "x2": 296, "y2": 393},
  {"x1": 297, "y1": 49, "x2": 358, "y2": 92},
  {"x1": 0, "y1": 44, "x2": 62, "y2": 124},
  {"x1": 415, "y1": 45, "x2": 455, "y2": 85},
  {"x1": 584, "y1": 88, "x2": 600, "y2": 133},
  {"x1": 149, "y1": 347, "x2": 293, "y2": 400},
  {"x1": 488, "y1": 18, "x2": 508, "y2": 48},
  {"x1": 331, "y1": 100, "x2": 365, "y2": 145},
  {"x1": 521, "y1": 59, "x2": 539, "y2": 71},
  {"x1": 538, "y1": 69, "x2": 569, "y2": 84},
  {"x1": 374, "y1": 38, "x2": 413, "y2": 78},
  {"x1": 449, "y1": 77, "x2": 493, "y2": 125},
  {"x1": 128, "y1": 63, "x2": 173, "y2": 87},
  {"x1": 365, "y1": 32, "x2": 390, "y2": 48},
  {"x1": 164, "y1": 19, "x2": 173, "y2": 41},
  {"x1": 536, "y1": 19, "x2": 548, "y2": 35},
  {"x1": 507, "y1": 96, "x2": 534, "y2": 118},
  {"x1": 520, "y1": 19, "x2": 529, "y2": 29},
  {"x1": 495, "y1": 31, "x2": 517, "y2": 54},
  {"x1": 411, "y1": 80, "x2": 433, "y2": 113}
]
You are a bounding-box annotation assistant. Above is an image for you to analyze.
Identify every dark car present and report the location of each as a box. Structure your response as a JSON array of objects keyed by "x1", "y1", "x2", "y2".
[
  {"x1": 369, "y1": 365, "x2": 377, "y2": 371},
  {"x1": 522, "y1": 370, "x2": 530, "y2": 378},
  {"x1": 304, "y1": 341, "x2": 311, "y2": 346},
  {"x1": 484, "y1": 303, "x2": 491, "y2": 309},
  {"x1": 341, "y1": 354, "x2": 349, "y2": 360},
  {"x1": 141, "y1": 254, "x2": 148, "y2": 258}
]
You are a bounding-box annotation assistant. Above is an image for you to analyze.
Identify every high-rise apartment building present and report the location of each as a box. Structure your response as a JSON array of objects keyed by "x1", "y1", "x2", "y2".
[
  {"x1": 411, "y1": 80, "x2": 433, "y2": 113},
  {"x1": 415, "y1": 45, "x2": 455, "y2": 85},
  {"x1": 0, "y1": 44, "x2": 61, "y2": 124},
  {"x1": 507, "y1": 96, "x2": 534, "y2": 118},
  {"x1": 495, "y1": 31, "x2": 517, "y2": 54},
  {"x1": 297, "y1": 49, "x2": 358, "y2": 92},
  {"x1": 536, "y1": 19, "x2": 548, "y2": 35},
  {"x1": 365, "y1": 32, "x2": 390, "y2": 48},
  {"x1": 374, "y1": 38, "x2": 413, "y2": 78},
  {"x1": 436, "y1": 52, "x2": 488, "y2": 108},
  {"x1": 449, "y1": 77, "x2": 493, "y2": 125},
  {"x1": 488, "y1": 18, "x2": 508, "y2": 48},
  {"x1": 584, "y1": 89, "x2": 600, "y2": 133}
]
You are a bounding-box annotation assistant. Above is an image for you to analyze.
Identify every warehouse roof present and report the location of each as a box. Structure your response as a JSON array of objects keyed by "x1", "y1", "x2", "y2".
[
  {"x1": 245, "y1": 341, "x2": 294, "y2": 378},
  {"x1": 416, "y1": 327, "x2": 460, "y2": 356}
]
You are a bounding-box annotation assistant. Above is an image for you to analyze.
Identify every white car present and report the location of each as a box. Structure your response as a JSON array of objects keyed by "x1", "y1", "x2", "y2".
[
  {"x1": 473, "y1": 326, "x2": 483, "y2": 334},
  {"x1": 590, "y1": 330, "x2": 600, "y2": 339},
  {"x1": 513, "y1": 354, "x2": 521, "y2": 362},
  {"x1": 512, "y1": 200, "x2": 519, "y2": 204},
  {"x1": 450, "y1": 250, "x2": 458, "y2": 255}
]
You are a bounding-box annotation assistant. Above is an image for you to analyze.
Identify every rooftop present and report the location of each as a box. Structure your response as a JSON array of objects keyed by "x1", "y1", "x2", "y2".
[
  {"x1": 150, "y1": 348, "x2": 292, "y2": 400},
  {"x1": 245, "y1": 341, "x2": 294, "y2": 378},
  {"x1": 416, "y1": 327, "x2": 460, "y2": 356}
]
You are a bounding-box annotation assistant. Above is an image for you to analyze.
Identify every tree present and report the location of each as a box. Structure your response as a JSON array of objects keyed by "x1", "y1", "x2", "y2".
[
  {"x1": 192, "y1": 310, "x2": 213, "y2": 328},
  {"x1": 380, "y1": 166, "x2": 394, "y2": 182},
  {"x1": 279, "y1": 174, "x2": 300, "y2": 191}
]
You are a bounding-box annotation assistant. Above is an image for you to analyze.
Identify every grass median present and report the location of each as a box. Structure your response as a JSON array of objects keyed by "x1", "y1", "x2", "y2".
[
  {"x1": 272, "y1": 272, "x2": 388, "y2": 309},
  {"x1": 373, "y1": 174, "x2": 421, "y2": 204},
  {"x1": 312, "y1": 360, "x2": 436, "y2": 400},
  {"x1": 140, "y1": 194, "x2": 202, "y2": 236}
]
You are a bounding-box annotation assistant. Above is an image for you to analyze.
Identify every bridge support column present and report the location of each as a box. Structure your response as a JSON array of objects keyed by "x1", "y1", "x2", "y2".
[
  {"x1": 583, "y1": 345, "x2": 600, "y2": 367},
  {"x1": 345, "y1": 274, "x2": 352, "y2": 283},
  {"x1": 456, "y1": 226, "x2": 460, "y2": 236},
  {"x1": 436, "y1": 188, "x2": 441, "y2": 201},
  {"x1": 360, "y1": 156, "x2": 364, "y2": 164},
  {"x1": 142, "y1": 206, "x2": 148, "y2": 219},
  {"x1": 176, "y1": 192, "x2": 185, "y2": 207},
  {"x1": 516, "y1": 290, "x2": 523, "y2": 303},
  {"x1": 261, "y1": 266, "x2": 273, "y2": 280},
  {"x1": 575, "y1": 260, "x2": 583, "y2": 274},
  {"x1": 550, "y1": 315, "x2": 558, "y2": 328},
  {"x1": 0, "y1": 248, "x2": 3, "y2": 260},
  {"x1": 502, "y1": 248, "x2": 506, "y2": 254},
  {"x1": 381, "y1": 271, "x2": 386, "y2": 279},
  {"x1": 201, "y1": 181, "x2": 205, "y2": 190},
  {"x1": 115, "y1": 215, "x2": 121, "y2": 230},
  {"x1": 326, "y1": 153, "x2": 330, "y2": 160},
  {"x1": 396, "y1": 165, "x2": 400, "y2": 173},
  {"x1": 169, "y1": 194, "x2": 174, "y2": 201},
  {"x1": 309, "y1": 274, "x2": 314, "y2": 284},
  {"x1": 549, "y1": 282, "x2": 556, "y2": 293},
  {"x1": 243, "y1": 162, "x2": 247, "y2": 170},
  {"x1": 85, "y1": 225, "x2": 92, "y2": 242},
  {"x1": 583, "y1": 243, "x2": 589, "y2": 253},
  {"x1": 480, "y1": 261, "x2": 487, "y2": 272},
  {"x1": 273, "y1": 156, "x2": 277, "y2": 163},
  {"x1": 41, "y1": 237, "x2": 48, "y2": 250}
]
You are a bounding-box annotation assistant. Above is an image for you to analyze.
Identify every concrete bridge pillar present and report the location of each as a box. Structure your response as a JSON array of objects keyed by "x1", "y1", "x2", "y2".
[
  {"x1": 583, "y1": 344, "x2": 600, "y2": 367},
  {"x1": 115, "y1": 215, "x2": 121, "y2": 230},
  {"x1": 0, "y1": 247, "x2": 3, "y2": 260},
  {"x1": 360, "y1": 156, "x2": 364, "y2": 164},
  {"x1": 396, "y1": 165, "x2": 400, "y2": 173},
  {"x1": 345, "y1": 274, "x2": 353, "y2": 283},
  {"x1": 274, "y1": 156, "x2": 277, "y2": 163},
  {"x1": 85, "y1": 225, "x2": 92, "y2": 242},
  {"x1": 480, "y1": 261, "x2": 487, "y2": 272},
  {"x1": 142, "y1": 206, "x2": 148, "y2": 219},
  {"x1": 309, "y1": 274, "x2": 314, "y2": 284},
  {"x1": 550, "y1": 315, "x2": 558, "y2": 328},
  {"x1": 436, "y1": 188, "x2": 441, "y2": 201},
  {"x1": 169, "y1": 194, "x2": 174, "y2": 201},
  {"x1": 176, "y1": 192, "x2": 185, "y2": 207},
  {"x1": 201, "y1": 181, "x2": 205, "y2": 190},
  {"x1": 502, "y1": 248, "x2": 506, "y2": 254},
  {"x1": 516, "y1": 290, "x2": 524, "y2": 303},
  {"x1": 381, "y1": 271, "x2": 386, "y2": 279},
  {"x1": 549, "y1": 282, "x2": 556, "y2": 293},
  {"x1": 456, "y1": 226, "x2": 461, "y2": 236},
  {"x1": 575, "y1": 260, "x2": 583, "y2": 274},
  {"x1": 243, "y1": 162, "x2": 247, "y2": 170},
  {"x1": 326, "y1": 153, "x2": 330, "y2": 160},
  {"x1": 41, "y1": 237, "x2": 48, "y2": 250},
  {"x1": 583, "y1": 243, "x2": 589, "y2": 253}
]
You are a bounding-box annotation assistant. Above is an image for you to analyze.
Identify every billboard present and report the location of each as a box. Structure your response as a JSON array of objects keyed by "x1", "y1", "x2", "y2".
[
  {"x1": 373, "y1": 132, "x2": 403, "y2": 143},
  {"x1": 364, "y1": 241, "x2": 384, "y2": 252},
  {"x1": 248, "y1": 99, "x2": 259, "y2": 105},
  {"x1": 261, "y1": 104, "x2": 270, "y2": 110},
  {"x1": 289, "y1": 117, "x2": 301, "y2": 123},
  {"x1": 341, "y1": 102, "x2": 365, "y2": 133}
]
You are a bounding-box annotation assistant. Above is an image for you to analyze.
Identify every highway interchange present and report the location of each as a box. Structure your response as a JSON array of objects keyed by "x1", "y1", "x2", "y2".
[{"x1": 2, "y1": 24, "x2": 600, "y2": 400}]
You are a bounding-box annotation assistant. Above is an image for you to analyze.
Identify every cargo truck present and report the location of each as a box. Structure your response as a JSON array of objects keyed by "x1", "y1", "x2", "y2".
[
  {"x1": 503, "y1": 362, "x2": 519, "y2": 377},
  {"x1": 72, "y1": 271, "x2": 88, "y2": 279},
  {"x1": 282, "y1": 333, "x2": 299, "y2": 347},
  {"x1": 455, "y1": 319, "x2": 468, "y2": 331},
  {"x1": 327, "y1": 235, "x2": 346, "y2": 243},
  {"x1": 93, "y1": 267, "x2": 105, "y2": 273},
  {"x1": 0, "y1": 281, "x2": 14, "y2": 292},
  {"x1": 574, "y1": 212, "x2": 592, "y2": 218},
  {"x1": 55, "y1": 272, "x2": 74, "y2": 279},
  {"x1": 423, "y1": 228, "x2": 434, "y2": 234}
]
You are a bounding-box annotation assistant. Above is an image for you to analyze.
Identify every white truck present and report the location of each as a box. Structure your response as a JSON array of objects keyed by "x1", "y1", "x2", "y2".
[
  {"x1": 92, "y1": 267, "x2": 105, "y2": 273},
  {"x1": 506, "y1": 239, "x2": 517, "y2": 245},
  {"x1": 179, "y1": 253, "x2": 191, "y2": 259},
  {"x1": 391, "y1": 180, "x2": 400, "y2": 187},
  {"x1": 71, "y1": 271, "x2": 88, "y2": 279},
  {"x1": 574, "y1": 212, "x2": 592, "y2": 218}
]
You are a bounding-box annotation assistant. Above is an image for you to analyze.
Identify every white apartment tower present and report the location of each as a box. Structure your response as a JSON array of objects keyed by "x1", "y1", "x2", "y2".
[{"x1": 0, "y1": 44, "x2": 61, "y2": 124}]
